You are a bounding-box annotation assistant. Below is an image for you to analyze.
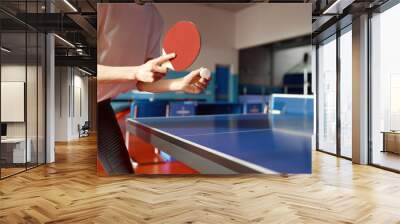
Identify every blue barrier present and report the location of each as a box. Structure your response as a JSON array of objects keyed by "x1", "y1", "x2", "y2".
[
  {"x1": 130, "y1": 101, "x2": 168, "y2": 118},
  {"x1": 269, "y1": 94, "x2": 314, "y2": 116},
  {"x1": 169, "y1": 101, "x2": 197, "y2": 117}
]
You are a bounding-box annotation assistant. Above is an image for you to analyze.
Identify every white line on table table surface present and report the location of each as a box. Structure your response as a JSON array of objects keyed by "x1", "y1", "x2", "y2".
[{"x1": 179, "y1": 128, "x2": 274, "y2": 137}]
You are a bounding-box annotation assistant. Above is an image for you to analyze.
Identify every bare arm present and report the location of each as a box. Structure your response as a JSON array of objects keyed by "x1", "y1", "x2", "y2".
[
  {"x1": 137, "y1": 78, "x2": 183, "y2": 92},
  {"x1": 97, "y1": 65, "x2": 137, "y2": 83},
  {"x1": 138, "y1": 68, "x2": 211, "y2": 94},
  {"x1": 97, "y1": 53, "x2": 175, "y2": 84}
]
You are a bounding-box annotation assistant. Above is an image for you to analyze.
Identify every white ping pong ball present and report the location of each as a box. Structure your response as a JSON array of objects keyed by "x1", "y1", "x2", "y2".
[{"x1": 200, "y1": 67, "x2": 211, "y2": 79}]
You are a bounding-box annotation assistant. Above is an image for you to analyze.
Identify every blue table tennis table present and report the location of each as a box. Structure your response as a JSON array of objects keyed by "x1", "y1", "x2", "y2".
[{"x1": 126, "y1": 114, "x2": 313, "y2": 174}]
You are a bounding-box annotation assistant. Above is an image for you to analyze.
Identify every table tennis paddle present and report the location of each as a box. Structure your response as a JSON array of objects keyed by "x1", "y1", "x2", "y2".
[{"x1": 162, "y1": 21, "x2": 201, "y2": 71}]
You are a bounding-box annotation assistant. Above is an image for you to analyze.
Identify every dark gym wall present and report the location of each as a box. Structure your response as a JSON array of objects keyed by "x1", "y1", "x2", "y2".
[{"x1": 239, "y1": 45, "x2": 273, "y2": 87}]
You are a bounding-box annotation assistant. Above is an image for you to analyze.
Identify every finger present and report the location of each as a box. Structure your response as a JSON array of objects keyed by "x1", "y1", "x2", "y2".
[
  {"x1": 154, "y1": 53, "x2": 176, "y2": 64},
  {"x1": 188, "y1": 86, "x2": 201, "y2": 94},
  {"x1": 152, "y1": 65, "x2": 168, "y2": 74},
  {"x1": 185, "y1": 68, "x2": 202, "y2": 80},
  {"x1": 194, "y1": 81, "x2": 207, "y2": 89},
  {"x1": 199, "y1": 78, "x2": 208, "y2": 85},
  {"x1": 201, "y1": 75, "x2": 211, "y2": 81},
  {"x1": 193, "y1": 83, "x2": 205, "y2": 91}
]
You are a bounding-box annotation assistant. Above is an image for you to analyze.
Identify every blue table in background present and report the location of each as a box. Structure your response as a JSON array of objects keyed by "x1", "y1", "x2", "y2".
[{"x1": 127, "y1": 114, "x2": 313, "y2": 174}]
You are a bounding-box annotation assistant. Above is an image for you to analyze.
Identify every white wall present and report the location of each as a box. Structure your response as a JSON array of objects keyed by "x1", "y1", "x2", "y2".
[
  {"x1": 1, "y1": 82, "x2": 25, "y2": 122},
  {"x1": 1, "y1": 63, "x2": 46, "y2": 164},
  {"x1": 72, "y1": 74, "x2": 89, "y2": 138},
  {"x1": 1, "y1": 65, "x2": 38, "y2": 137},
  {"x1": 76, "y1": 74, "x2": 89, "y2": 123},
  {"x1": 1, "y1": 65, "x2": 26, "y2": 139},
  {"x1": 273, "y1": 45, "x2": 312, "y2": 86},
  {"x1": 1, "y1": 65, "x2": 26, "y2": 133},
  {"x1": 55, "y1": 67, "x2": 69, "y2": 141},
  {"x1": 155, "y1": 4, "x2": 238, "y2": 73},
  {"x1": 55, "y1": 67, "x2": 89, "y2": 141},
  {"x1": 235, "y1": 3, "x2": 311, "y2": 49}
]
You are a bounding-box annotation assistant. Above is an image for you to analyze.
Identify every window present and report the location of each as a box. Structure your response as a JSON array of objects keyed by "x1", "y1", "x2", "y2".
[
  {"x1": 339, "y1": 28, "x2": 352, "y2": 158},
  {"x1": 370, "y1": 2, "x2": 400, "y2": 171},
  {"x1": 317, "y1": 36, "x2": 337, "y2": 154},
  {"x1": 0, "y1": 1, "x2": 46, "y2": 179}
]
